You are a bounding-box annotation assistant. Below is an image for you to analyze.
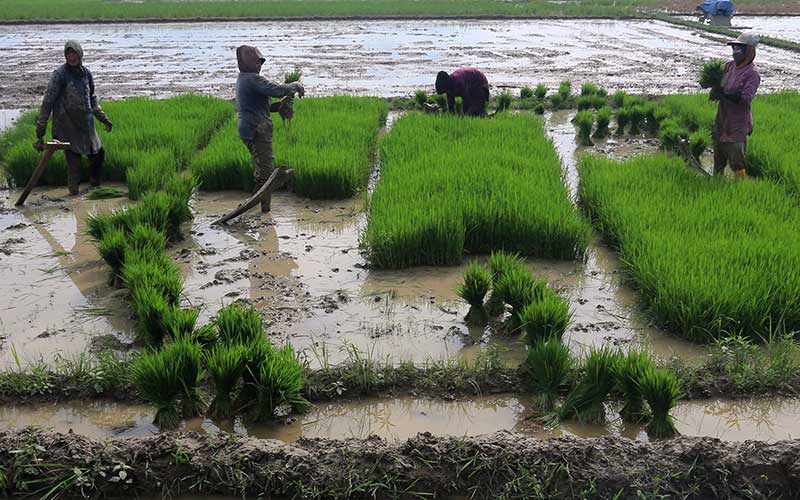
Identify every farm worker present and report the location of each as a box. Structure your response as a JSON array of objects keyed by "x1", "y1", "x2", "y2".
[
  {"x1": 35, "y1": 40, "x2": 113, "y2": 195},
  {"x1": 709, "y1": 33, "x2": 761, "y2": 179},
  {"x1": 435, "y1": 68, "x2": 490, "y2": 117},
  {"x1": 236, "y1": 45, "x2": 304, "y2": 212}
]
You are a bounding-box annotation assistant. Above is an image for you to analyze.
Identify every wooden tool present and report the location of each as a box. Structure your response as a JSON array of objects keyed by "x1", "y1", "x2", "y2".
[
  {"x1": 15, "y1": 140, "x2": 71, "y2": 206},
  {"x1": 212, "y1": 166, "x2": 294, "y2": 225}
]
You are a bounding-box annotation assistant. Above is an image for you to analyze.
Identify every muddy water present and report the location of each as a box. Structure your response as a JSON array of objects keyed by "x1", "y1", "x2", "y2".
[
  {"x1": 675, "y1": 15, "x2": 800, "y2": 43},
  {"x1": 3, "y1": 19, "x2": 800, "y2": 109},
  {"x1": 0, "y1": 109, "x2": 22, "y2": 132},
  {"x1": 3, "y1": 395, "x2": 800, "y2": 443}
]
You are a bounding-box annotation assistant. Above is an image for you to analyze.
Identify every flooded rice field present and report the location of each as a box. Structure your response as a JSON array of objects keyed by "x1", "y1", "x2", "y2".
[
  {"x1": 2, "y1": 18, "x2": 800, "y2": 109},
  {"x1": 675, "y1": 15, "x2": 800, "y2": 44},
  {"x1": 3, "y1": 395, "x2": 799, "y2": 443}
]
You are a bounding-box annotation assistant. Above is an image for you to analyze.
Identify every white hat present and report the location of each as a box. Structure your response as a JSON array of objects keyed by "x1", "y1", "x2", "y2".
[{"x1": 727, "y1": 32, "x2": 759, "y2": 47}]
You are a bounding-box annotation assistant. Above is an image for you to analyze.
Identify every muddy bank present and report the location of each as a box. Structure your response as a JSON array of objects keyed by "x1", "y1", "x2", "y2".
[
  {"x1": 2, "y1": 428, "x2": 799, "y2": 499},
  {"x1": 667, "y1": 1, "x2": 800, "y2": 15},
  {"x1": 3, "y1": 19, "x2": 800, "y2": 109}
]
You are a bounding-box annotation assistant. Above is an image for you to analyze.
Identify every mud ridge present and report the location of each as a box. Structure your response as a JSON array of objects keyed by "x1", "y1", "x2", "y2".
[{"x1": 2, "y1": 428, "x2": 799, "y2": 499}]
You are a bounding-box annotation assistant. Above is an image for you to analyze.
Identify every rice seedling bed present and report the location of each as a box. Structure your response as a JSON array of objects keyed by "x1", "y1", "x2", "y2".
[
  {"x1": 365, "y1": 113, "x2": 591, "y2": 268},
  {"x1": 3, "y1": 95, "x2": 233, "y2": 190},
  {"x1": 189, "y1": 96, "x2": 387, "y2": 198},
  {"x1": 579, "y1": 153, "x2": 800, "y2": 342}
]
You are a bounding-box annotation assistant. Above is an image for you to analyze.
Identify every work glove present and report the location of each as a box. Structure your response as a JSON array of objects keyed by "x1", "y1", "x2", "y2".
[
  {"x1": 103, "y1": 119, "x2": 113, "y2": 132},
  {"x1": 723, "y1": 91, "x2": 742, "y2": 104},
  {"x1": 289, "y1": 82, "x2": 305, "y2": 98},
  {"x1": 33, "y1": 137, "x2": 44, "y2": 152},
  {"x1": 709, "y1": 86, "x2": 722, "y2": 102}
]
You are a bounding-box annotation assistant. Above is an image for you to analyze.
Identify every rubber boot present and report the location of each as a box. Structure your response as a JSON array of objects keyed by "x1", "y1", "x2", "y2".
[
  {"x1": 260, "y1": 192, "x2": 271, "y2": 213},
  {"x1": 65, "y1": 152, "x2": 81, "y2": 195},
  {"x1": 88, "y1": 148, "x2": 104, "y2": 187},
  {"x1": 734, "y1": 168, "x2": 747, "y2": 179}
]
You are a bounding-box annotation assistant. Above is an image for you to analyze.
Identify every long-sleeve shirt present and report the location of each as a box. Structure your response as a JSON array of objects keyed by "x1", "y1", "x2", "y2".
[
  {"x1": 714, "y1": 60, "x2": 761, "y2": 143},
  {"x1": 36, "y1": 63, "x2": 109, "y2": 155},
  {"x1": 235, "y1": 73, "x2": 297, "y2": 141},
  {"x1": 446, "y1": 68, "x2": 489, "y2": 112}
]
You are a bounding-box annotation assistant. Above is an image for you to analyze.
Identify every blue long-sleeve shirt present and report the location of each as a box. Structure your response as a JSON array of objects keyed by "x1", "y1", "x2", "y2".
[{"x1": 235, "y1": 73, "x2": 296, "y2": 140}]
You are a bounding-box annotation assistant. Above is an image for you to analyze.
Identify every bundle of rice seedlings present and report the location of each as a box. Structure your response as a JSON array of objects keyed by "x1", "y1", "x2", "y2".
[
  {"x1": 699, "y1": 59, "x2": 725, "y2": 89},
  {"x1": 87, "y1": 212, "x2": 122, "y2": 241},
  {"x1": 86, "y1": 186, "x2": 126, "y2": 199},
  {"x1": 457, "y1": 262, "x2": 493, "y2": 324},
  {"x1": 97, "y1": 228, "x2": 127, "y2": 277},
  {"x1": 132, "y1": 348, "x2": 182, "y2": 428},
  {"x1": 130, "y1": 285, "x2": 170, "y2": 347},
  {"x1": 611, "y1": 91, "x2": 627, "y2": 108},
  {"x1": 519, "y1": 291, "x2": 571, "y2": 344},
  {"x1": 237, "y1": 337, "x2": 274, "y2": 408},
  {"x1": 628, "y1": 105, "x2": 647, "y2": 135},
  {"x1": 557, "y1": 347, "x2": 620, "y2": 423},
  {"x1": 574, "y1": 110, "x2": 594, "y2": 146},
  {"x1": 414, "y1": 90, "x2": 429, "y2": 108},
  {"x1": 494, "y1": 267, "x2": 544, "y2": 324},
  {"x1": 128, "y1": 223, "x2": 167, "y2": 254},
  {"x1": 164, "y1": 306, "x2": 199, "y2": 340},
  {"x1": 253, "y1": 345, "x2": 309, "y2": 421},
  {"x1": 558, "y1": 81, "x2": 572, "y2": 101},
  {"x1": 576, "y1": 95, "x2": 593, "y2": 111},
  {"x1": 613, "y1": 349, "x2": 655, "y2": 423},
  {"x1": 434, "y1": 93, "x2": 447, "y2": 110},
  {"x1": 616, "y1": 107, "x2": 631, "y2": 135},
  {"x1": 580, "y1": 83, "x2": 599, "y2": 96},
  {"x1": 549, "y1": 94, "x2": 563, "y2": 110},
  {"x1": 658, "y1": 118, "x2": 690, "y2": 151},
  {"x1": 192, "y1": 324, "x2": 219, "y2": 349},
  {"x1": 534, "y1": 102, "x2": 545, "y2": 115},
  {"x1": 495, "y1": 92, "x2": 513, "y2": 113},
  {"x1": 206, "y1": 343, "x2": 247, "y2": 418},
  {"x1": 638, "y1": 366, "x2": 682, "y2": 438},
  {"x1": 486, "y1": 251, "x2": 526, "y2": 315},
  {"x1": 216, "y1": 303, "x2": 264, "y2": 345},
  {"x1": 534, "y1": 84, "x2": 547, "y2": 99},
  {"x1": 520, "y1": 87, "x2": 534, "y2": 99},
  {"x1": 166, "y1": 338, "x2": 206, "y2": 417},
  {"x1": 284, "y1": 68, "x2": 302, "y2": 84},
  {"x1": 525, "y1": 338, "x2": 573, "y2": 411},
  {"x1": 591, "y1": 95, "x2": 607, "y2": 109},
  {"x1": 129, "y1": 191, "x2": 171, "y2": 236},
  {"x1": 689, "y1": 129, "x2": 711, "y2": 160},
  {"x1": 594, "y1": 107, "x2": 612, "y2": 138},
  {"x1": 122, "y1": 249, "x2": 183, "y2": 306},
  {"x1": 596, "y1": 87, "x2": 608, "y2": 98}
]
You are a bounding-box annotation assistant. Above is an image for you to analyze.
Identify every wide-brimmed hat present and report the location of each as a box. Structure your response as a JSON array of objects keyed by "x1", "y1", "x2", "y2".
[{"x1": 727, "y1": 33, "x2": 759, "y2": 47}]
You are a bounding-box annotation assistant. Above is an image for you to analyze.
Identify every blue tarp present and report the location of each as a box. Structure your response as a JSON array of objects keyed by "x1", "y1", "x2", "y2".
[{"x1": 697, "y1": 0, "x2": 735, "y2": 16}]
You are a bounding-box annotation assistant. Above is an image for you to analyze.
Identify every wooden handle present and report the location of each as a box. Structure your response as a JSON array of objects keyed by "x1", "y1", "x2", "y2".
[{"x1": 15, "y1": 148, "x2": 58, "y2": 206}]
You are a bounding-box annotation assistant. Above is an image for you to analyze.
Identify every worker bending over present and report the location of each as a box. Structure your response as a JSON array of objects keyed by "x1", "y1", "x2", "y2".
[
  {"x1": 236, "y1": 45, "x2": 304, "y2": 212},
  {"x1": 710, "y1": 33, "x2": 761, "y2": 178},
  {"x1": 35, "y1": 40, "x2": 113, "y2": 195},
  {"x1": 435, "y1": 68, "x2": 490, "y2": 117}
]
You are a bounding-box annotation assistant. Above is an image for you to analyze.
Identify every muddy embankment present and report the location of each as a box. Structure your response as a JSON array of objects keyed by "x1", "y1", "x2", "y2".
[{"x1": 2, "y1": 428, "x2": 799, "y2": 499}]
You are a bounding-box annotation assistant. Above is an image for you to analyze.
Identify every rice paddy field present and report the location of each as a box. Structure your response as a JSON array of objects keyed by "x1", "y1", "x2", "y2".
[{"x1": 3, "y1": 12, "x2": 800, "y2": 499}]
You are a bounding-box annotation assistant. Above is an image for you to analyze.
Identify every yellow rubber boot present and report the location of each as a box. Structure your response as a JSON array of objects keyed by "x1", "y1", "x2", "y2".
[{"x1": 734, "y1": 169, "x2": 747, "y2": 179}]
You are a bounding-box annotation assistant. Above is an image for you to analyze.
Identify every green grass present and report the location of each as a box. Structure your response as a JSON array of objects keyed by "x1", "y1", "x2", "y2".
[
  {"x1": 525, "y1": 338, "x2": 573, "y2": 412},
  {"x1": 85, "y1": 186, "x2": 126, "y2": 199},
  {"x1": 189, "y1": 97, "x2": 387, "y2": 198},
  {"x1": 579, "y1": 153, "x2": 800, "y2": 342},
  {"x1": 364, "y1": 113, "x2": 591, "y2": 268},
  {"x1": 4, "y1": 95, "x2": 232, "y2": 190}
]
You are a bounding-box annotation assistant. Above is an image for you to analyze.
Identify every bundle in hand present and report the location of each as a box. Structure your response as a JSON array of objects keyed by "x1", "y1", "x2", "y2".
[
  {"x1": 699, "y1": 60, "x2": 725, "y2": 89},
  {"x1": 280, "y1": 68, "x2": 302, "y2": 127}
]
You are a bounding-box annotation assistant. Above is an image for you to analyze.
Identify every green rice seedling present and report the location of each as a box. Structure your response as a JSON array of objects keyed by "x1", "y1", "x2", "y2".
[
  {"x1": 613, "y1": 349, "x2": 655, "y2": 423},
  {"x1": 596, "y1": 87, "x2": 608, "y2": 98},
  {"x1": 534, "y1": 84, "x2": 547, "y2": 99},
  {"x1": 192, "y1": 324, "x2": 219, "y2": 350},
  {"x1": 549, "y1": 93, "x2": 563, "y2": 110},
  {"x1": 132, "y1": 348, "x2": 182, "y2": 428},
  {"x1": 580, "y1": 83, "x2": 599, "y2": 96},
  {"x1": 253, "y1": 344, "x2": 309, "y2": 421},
  {"x1": 557, "y1": 347, "x2": 620, "y2": 423},
  {"x1": 434, "y1": 93, "x2": 447, "y2": 110},
  {"x1": 121, "y1": 248, "x2": 183, "y2": 306},
  {"x1": 593, "y1": 107, "x2": 612, "y2": 138},
  {"x1": 206, "y1": 343, "x2": 247, "y2": 418},
  {"x1": 615, "y1": 107, "x2": 631, "y2": 135},
  {"x1": 525, "y1": 338, "x2": 573, "y2": 411},
  {"x1": 519, "y1": 290, "x2": 571, "y2": 344},
  {"x1": 215, "y1": 303, "x2": 264, "y2": 345},
  {"x1": 574, "y1": 110, "x2": 594, "y2": 146},
  {"x1": 576, "y1": 95, "x2": 593, "y2": 111},
  {"x1": 689, "y1": 128, "x2": 711, "y2": 160},
  {"x1": 414, "y1": 89, "x2": 429, "y2": 108},
  {"x1": 457, "y1": 262, "x2": 493, "y2": 324},
  {"x1": 488, "y1": 251, "x2": 526, "y2": 285},
  {"x1": 534, "y1": 102, "x2": 545, "y2": 115},
  {"x1": 365, "y1": 114, "x2": 590, "y2": 268},
  {"x1": 658, "y1": 117, "x2": 690, "y2": 151},
  {"x1": 130, "y1": 285, "x2": 170, "y2": 347},
  {"x1": 86, "y1": 186, "x2": 126, "y2": 199},
  {"x1": 558, "y1": 81, "x2": 572, "y2": 101},
  {"x1": 699, "y1": 59, "x2": 725, "y2": 89},
  {"x1": 86, "y1": 211, "x2": 124, "y2": 241},
  {"x1": 284, "y1": 68, "x2": 302, "y2": 84},
  {"x1": 495, "y1": 92, "x2": 513, "y2": 113},
  {"x1": 520, "y1": 86, "x2": 534, "y2": 100},
  {"x1": 628, "y1": 105, "x2": 647, "y2": 135},
  {"x1": 661, "y1": 94, "x2": 715, "y2": 132},
  {"x1": 163, "y1": 307, "x2": 199, "y2": 340},
  {"x1": 645, "y1": 103, "x2": 672, "y2": 133},
  {"x1": 590, "y1": 94, "x2": 607, "y2": 109},
  {"x1": 611, "y1": 91, "x2": 626, "y2": 108},
  {"x1": 638, "y1": 366, "x2": 682, "y2": 438},
  {"x1": 494, "y1": 267, "x2": 544, "y2": 325},
  {"x1": 96, "y1": 228, "x2": 127, "y2": 277},
  {"x1": 128, "y1": 224, "x2": 167, "y2": 254},
  {"x1": 237, "y1": 336, "x2": 274, "y2": 408},
  {"x1": 126, "y1": 149, "x2": 178, "y2": 201},
  {"x1": 165, "y1": 338, "x2": 206, "y2": 417},
  {"x1": 579, "y1": 153, "x2": 800, "y2": 341}
]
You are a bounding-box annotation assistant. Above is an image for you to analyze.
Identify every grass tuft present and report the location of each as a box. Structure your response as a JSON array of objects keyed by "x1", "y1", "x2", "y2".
[
  {"x1": 613, "y1": 349, "x2": 655, "y2": 423},
  {"x1": 525, "y1": 338, "x2": 573, "y2": 412},
  {"x1": 638, "y1": 366, "x2": 682, "y2": 439}
]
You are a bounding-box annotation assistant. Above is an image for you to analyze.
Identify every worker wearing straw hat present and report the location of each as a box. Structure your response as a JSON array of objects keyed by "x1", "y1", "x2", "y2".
[{"x1": 710, "y1": 33, "x2": 761, "y2": 179}]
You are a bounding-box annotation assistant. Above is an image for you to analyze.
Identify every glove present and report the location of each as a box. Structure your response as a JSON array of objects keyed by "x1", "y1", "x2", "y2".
[
  {"x1": 289, "y1": 82, "x2": 305, "y2": 98},
  {"x1": 723, "y1": 91, "x2": 742, "y2": 104},
  {"x1": 279, "y1": 96, "x2": 295, "y2": 121},
  {"x1": 103, "y1": 119, "x2": 113, "y2": 132},
  {"x1": 33, "y1": 138, "x2": 45, "y2": 152},
  {"x1": 709, "y1": 86, "x2": 722, "y2": 102}
]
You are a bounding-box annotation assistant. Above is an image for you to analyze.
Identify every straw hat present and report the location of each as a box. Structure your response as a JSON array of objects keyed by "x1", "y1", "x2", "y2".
[{"x1": 727, "y1": 33, "x2": 759, "y2": 47}]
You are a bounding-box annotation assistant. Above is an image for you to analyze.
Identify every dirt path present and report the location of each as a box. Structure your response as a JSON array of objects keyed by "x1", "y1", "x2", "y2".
[{"x1": 1, "y1": 428, "x2": 798, "y2": 499}]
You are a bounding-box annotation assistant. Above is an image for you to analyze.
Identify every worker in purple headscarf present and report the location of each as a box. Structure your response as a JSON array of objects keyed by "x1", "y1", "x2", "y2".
[{"x1": 435, "y1": 68, "x2": 490, "y2": 117}]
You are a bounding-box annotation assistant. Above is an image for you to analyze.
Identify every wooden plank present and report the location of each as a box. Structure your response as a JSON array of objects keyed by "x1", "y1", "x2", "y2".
[
  {"x1": 212, "y1": 167, "x2": 294, "y2": 225},
  {"x1": 15, "y1": 141, "x2": 71, "y2": 207}
]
